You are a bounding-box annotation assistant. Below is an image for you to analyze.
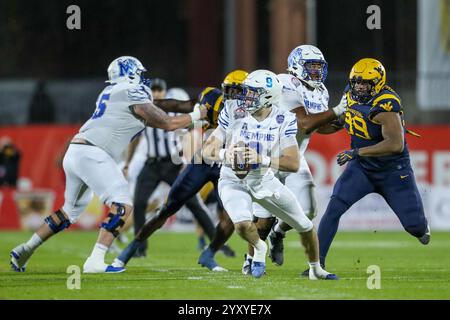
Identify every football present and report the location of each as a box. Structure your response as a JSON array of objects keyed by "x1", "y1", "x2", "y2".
[{"x1": 232, "y1": 141, "x2": 251, "y2": 179}]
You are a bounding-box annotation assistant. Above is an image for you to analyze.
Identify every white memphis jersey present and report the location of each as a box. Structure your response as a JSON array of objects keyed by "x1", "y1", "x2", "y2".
[
  {"x1": 277, "y1": 73, "x2": 329, "y2": 156},
  {"x1": 75, "y1": 81, "x2": 152, "y2": 162},
  {"x1": 215, "y1": 100, "x2": 298, "y2": 180}
]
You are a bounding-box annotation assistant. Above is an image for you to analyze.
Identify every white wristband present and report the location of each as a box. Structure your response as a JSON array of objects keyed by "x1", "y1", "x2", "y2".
[
  {"x1": 189, "y1": 103, "x2": 201, "y2": 122},
  {"x1": 218, "y1": 149, "x2": 226, "y2": 161},
  {"x1": 261, "y1": 155, "x2": 271, "y2": 167}
]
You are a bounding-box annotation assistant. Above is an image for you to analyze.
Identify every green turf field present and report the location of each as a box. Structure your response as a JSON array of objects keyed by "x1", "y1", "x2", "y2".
[{"x1": 0, "y1": 230, "x2": 449, "y2": 299}]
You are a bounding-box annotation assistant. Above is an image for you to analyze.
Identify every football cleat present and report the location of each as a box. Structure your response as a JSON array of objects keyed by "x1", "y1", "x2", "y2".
[
  {"x1": 301, "y1": 262, "x2": 326, "y2": 278},
  {"x1": 105, "y1": 265, "x2": 126, "y2": 273},
  {"x1": 242, "y1": 254, "x2": 252, "y2": 275},
  {"x1": 111, "y1": 258, "x2": 125, "y2": 268},
  {"x1": 300, "y1": 268, "x2": 310, "y2": 277},
  {"x1": 417, "y1": 225, "x2": 431, "y2": 245},
  {"x1": 251, "y1": 261, "x2": 266, "y2": 278},
  {"x1": 268, "y1": 230, "x2": 285, "y2": 266},
  {"x1": 220, "y1": 244, "x2": 236, "y2": 258},
  {"x1": 83, "y1": 256, "x2": 125, "y2": 273},
  {"x1": 10, "y1": 244, "x2": 33, "y2": 272},
  {"x1": 309, "y1": 267, "x2": 338, "y2": 280},
  {"x1": 198, "y1": 248, "x2": 228, "y2": 272}
]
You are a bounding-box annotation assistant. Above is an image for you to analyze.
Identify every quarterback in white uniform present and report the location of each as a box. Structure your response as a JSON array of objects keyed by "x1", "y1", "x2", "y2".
[
  {"x1": 10, "y1": 56, "x2": 206, "y2": 274},
  {"x1": 242, "y1": 45, "x2": 347, "y2": 274},
  {"x1": 203, "y1": 69, "x2": 337, "y2": 279}
]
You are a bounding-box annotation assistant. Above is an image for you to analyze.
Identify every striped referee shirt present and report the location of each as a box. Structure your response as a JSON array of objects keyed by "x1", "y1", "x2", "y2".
[{"x1": 135, "y1": 112, "x2": 183, "y2": 160}]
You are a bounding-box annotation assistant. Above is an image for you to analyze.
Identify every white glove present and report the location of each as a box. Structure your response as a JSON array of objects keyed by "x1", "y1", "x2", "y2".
[
  {"x1": 332, "y1": 94, "x2": 348, "y2": 116},
  {"x1": 189, "y1": 103, "x2": 202, "y2": 122}
]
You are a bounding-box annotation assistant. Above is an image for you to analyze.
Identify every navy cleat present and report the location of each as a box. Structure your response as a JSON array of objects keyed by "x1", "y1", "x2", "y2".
[
  {"x1": 300, "y1": 268, "x2": 309, "y2": 277},
  {"x1": 268, "y1": 230, "x2": 285, "y2": 266},
  {"x1": 198, "y1": 248, "x2": 228, "y2": 272},
  {"x1": 417, "y1": 225, "x2": 431, "y2": 245},
  {"x1": 241, "y1": 254, "x2": 252, "y2": 275},
  {"x1": 10, "y1": 244, "x2": 33, "y2": 272},
  {"x1": 251, "y1": 261, "x2": 266, "y2": 278},
  {"x1": 324, "y1": 273, "x2": 339, "y2": 280},
  {"x1": 220, "y1": 244, "x2": 236, "y2": 258}
]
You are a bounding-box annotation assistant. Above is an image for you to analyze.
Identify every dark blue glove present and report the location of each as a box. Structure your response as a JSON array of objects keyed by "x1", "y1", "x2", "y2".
[{"x1": 337, "y1": 148, "x2": 359, "y2": 166}]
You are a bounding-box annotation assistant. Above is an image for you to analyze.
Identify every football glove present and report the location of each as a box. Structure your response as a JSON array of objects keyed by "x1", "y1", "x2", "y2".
[{"x1": 337, "y1": 148, "x2": 359, "y2": 166}]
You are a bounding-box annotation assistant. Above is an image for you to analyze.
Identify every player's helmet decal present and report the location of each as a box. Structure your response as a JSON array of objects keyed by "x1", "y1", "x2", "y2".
[
  {"x1": 287, "y1": 45, "x2": 328, "y2": 89},
  {"x1": 238, "y1": 70, "x2": 282, "y2": 114},
  {"x1": 107, "y1": 56, "x2": 149, "y2": 85}
]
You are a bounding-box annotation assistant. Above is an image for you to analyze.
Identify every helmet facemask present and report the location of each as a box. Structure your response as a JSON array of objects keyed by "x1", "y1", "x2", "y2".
[
  {"x1": 238, "y1": 85, "x2": 270, "y2": 114},
  {"x1": 222, "y1": 83, "x2": 245, "y2": 100},
  {"x1": 350, "y1": 77, "x2": 376, "y2": 104}
]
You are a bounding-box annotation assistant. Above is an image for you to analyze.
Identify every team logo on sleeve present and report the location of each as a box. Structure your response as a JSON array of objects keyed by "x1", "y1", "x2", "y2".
[
  {"x1": 276, "y1": 115, "x2": 285, "y2": 124},
  {"x1": 380, "y1": 101, "x2": 393, "y2": 111},
  {"x1": 234, "y1": 107, "x2": 246, "y2": 119}
]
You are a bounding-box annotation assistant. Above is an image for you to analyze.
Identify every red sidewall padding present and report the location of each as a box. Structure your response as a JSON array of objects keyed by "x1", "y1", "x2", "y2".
[{"x1": 1, "y1": 125, "x2": 449, "y2": 229}]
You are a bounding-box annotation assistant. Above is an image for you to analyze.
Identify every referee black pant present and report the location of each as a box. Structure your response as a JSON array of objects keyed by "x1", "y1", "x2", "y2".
[{"x1": 133, "y1": 157, "x2": 215, "y2": 254}]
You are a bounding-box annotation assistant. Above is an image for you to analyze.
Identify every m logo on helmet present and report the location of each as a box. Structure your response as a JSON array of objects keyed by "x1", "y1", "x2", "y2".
[{"x1": 119, "y1": 59, "x2": 137, "y2": 77}]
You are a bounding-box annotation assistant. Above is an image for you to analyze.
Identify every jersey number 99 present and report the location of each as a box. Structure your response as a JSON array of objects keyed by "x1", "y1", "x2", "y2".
[{"x1": 345, "y1": 112, "x2": 371, "y2": 140}]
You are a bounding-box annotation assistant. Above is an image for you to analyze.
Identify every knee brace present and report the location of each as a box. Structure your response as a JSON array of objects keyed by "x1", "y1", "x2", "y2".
[
  {"x1": 101, "y1": 202, "x2": 126, "y2": 237},
  {"x1": 45, "y1": 210, "x2": 71, "y2": 234}
]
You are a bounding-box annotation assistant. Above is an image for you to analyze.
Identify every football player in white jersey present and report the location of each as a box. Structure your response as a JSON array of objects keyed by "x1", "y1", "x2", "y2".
[
  {"x1": 241, "y1": 45, "x2": 347, "y2": 275},
  {"x1": 203, "y1": 69, "x2": 337, "y2": 279},
  {"x1": 10, "y1": 56, "x2": 206, "y2": 274}
]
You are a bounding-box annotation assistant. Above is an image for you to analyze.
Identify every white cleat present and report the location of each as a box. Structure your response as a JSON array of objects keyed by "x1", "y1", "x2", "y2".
[
  {"x1": 241, "y1": 254, "x2": 252, "y2": 275},
  {"x1": 83, "y1": 256, "x2": 125, "y2": 273},
  {"x1": 10, "y1": 244, "x2": 33, "y2": 272},
  {"x1": 309, "y1": 267, "x2": 338, "y2": 280},
  {"x1": 211, "y1": 265, "x2": 228, "y2": 272}
]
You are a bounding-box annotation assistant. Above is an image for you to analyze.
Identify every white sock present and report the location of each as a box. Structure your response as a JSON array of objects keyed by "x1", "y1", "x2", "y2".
[
  {"x1": 274, "y1": 224, "x2": 286, "y2": 236},
  {"x1": 25, "y1": 233, "x2": 43, "y2": 251},
  {"x1": 252, "y1": 240, "x2": 267, "y2": 263},
  {"x1": 90, "y1": 243, "x2": 108, "y2": 262},
  {"x1": 309, "y1": 261, "x2": 328, "y2": 274}
]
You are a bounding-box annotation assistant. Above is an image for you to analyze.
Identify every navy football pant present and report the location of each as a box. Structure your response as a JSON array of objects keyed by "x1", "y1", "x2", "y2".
[{"x1": 318, "y1": 159, "x2": 428, "y2": 265}]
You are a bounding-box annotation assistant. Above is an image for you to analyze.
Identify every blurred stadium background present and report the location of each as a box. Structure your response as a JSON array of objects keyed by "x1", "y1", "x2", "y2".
[{"x1": 1, "y1": 0, "x2": 449, "y2": 234}]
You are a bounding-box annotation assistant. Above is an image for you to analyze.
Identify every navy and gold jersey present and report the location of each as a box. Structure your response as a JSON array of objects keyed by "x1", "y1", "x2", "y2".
[
  {"x1": 198, "y1": 87, "x2": 224, "y2": 129},
  {"x1": 343, "y1": 85, "x2": 410, "y2": 170}
]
